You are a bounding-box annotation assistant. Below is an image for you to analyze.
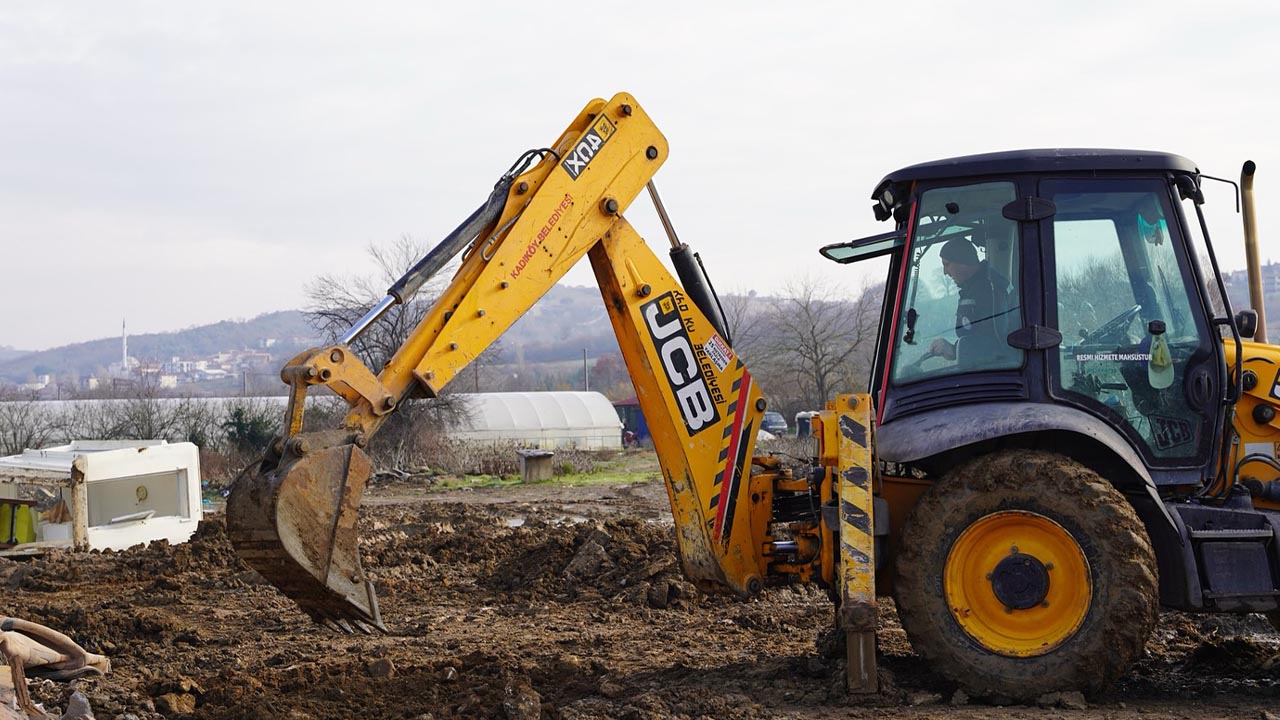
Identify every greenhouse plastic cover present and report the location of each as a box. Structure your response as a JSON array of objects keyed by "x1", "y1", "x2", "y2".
[{"x1": 452, "y1": 392, "x2": 622, "y2": 449}]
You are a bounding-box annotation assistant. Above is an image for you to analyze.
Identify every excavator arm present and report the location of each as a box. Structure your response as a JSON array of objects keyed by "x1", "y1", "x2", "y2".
[
  {"x1": 227, "y1": 92, "x2": 881, "y2": 689},
  {"x1": 227, "y1": 93, "x2": 780, "y2": 629}
]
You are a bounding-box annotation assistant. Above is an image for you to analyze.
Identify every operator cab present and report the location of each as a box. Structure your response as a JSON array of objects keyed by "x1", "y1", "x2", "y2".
[{"x1": 823, "y1": 149, "x2": 1236, "y2": 483}]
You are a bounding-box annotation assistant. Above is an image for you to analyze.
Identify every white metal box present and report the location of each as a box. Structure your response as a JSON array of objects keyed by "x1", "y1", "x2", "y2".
[{"x1": 0, "y1": 440, "x2": 202, "y2": 553}]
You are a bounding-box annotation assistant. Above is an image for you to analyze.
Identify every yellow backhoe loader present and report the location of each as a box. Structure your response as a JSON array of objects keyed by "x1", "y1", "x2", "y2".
[{"x1": 227, "y1": 92, "x2": 1280, "y2": 701}]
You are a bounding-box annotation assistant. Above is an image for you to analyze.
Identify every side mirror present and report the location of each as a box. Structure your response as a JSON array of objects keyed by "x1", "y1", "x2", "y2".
[{"x1": 1236, "y1": 309, "x2": 1259, "y2": 339}]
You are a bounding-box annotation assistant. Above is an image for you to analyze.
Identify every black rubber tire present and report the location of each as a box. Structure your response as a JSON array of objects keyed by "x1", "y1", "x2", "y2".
[{"x1": 893, "y1": 450, "x2": 1158, "y2": 700}]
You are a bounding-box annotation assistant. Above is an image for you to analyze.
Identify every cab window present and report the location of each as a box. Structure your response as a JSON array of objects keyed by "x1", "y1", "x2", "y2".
[
  {"x1": 891, "y1": 181, "x2": 1023, "y2": 384},
  {"x1": 1046, "y1": 178, "x2": 1210, "y2": 461}
]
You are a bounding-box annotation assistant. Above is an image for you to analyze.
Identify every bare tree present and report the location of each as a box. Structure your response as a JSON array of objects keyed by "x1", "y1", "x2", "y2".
[
  {"x1": 56, "y1": 399, "x2": 122, "y2": 443},
  {"x1": 589, "y1": 352, "x2": 635, "y2": 400},
  {"x1": 755, "y1": 275, "x2": 884, "y2": 416},
  {"x1": 467, "y1": 344, "x2": 504, "y2": 394},
  {"x1": 303, "y1": 236, "x2": 501, "y2": 472},
  {"x1": 113, "y1": 376, "x2": 178, "y2": 440},
  {"x1": 306, "y1": 236, "x2": 438, "y2": 371},
  {"x1": 169, "y1": 395, "x2": 223, "y2": 448},
  {"x1": 719, "y1": 289, "x2": 771, "y2": 365},
  {"x1": 305, "y1": 235, "x2": 505, "y2": 385},
  {"x1": 0, "y1": 389, "x2": 58, "y2": 455}
]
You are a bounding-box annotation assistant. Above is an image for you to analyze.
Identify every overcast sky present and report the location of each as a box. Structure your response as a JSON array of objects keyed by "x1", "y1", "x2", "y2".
[{"x1": 1, "y1": 1, "x2": 1276, "y2": 351}]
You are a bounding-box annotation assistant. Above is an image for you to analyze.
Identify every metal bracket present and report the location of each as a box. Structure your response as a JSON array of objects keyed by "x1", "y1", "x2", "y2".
[
  {"x1": 1002, "y1": 197, "x2": 1056, "y2": 222},
  {"x1": 280, "y1": 345, "x2": 397, "y2": 434}
]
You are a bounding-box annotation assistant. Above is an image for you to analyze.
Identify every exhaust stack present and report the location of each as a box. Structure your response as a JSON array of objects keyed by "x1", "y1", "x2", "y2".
[{"x1": 1241, "y1": 161, "x2": 1267, "y2": 343}]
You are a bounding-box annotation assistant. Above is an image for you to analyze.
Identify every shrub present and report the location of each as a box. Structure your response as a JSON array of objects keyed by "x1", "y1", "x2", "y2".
[{"x1": 221, "y1": 401, "x2": 279, "y2": 454}]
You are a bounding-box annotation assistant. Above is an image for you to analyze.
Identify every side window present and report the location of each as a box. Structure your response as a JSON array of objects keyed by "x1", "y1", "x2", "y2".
[
  {"x1": 1048, "y1": 179, "x2": 1209, "y2": 461},
  {"x1": 891, "y1": 182, "x2": 1023, "y2": 384}
]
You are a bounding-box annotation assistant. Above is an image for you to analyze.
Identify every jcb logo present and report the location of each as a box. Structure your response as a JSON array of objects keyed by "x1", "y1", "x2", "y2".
[
  {"x1": 561, "y1": 117, "x2": 616, "y2": 180},
  {"x1": 642, "y1": 293, "x2": 720, "y2": 435}
]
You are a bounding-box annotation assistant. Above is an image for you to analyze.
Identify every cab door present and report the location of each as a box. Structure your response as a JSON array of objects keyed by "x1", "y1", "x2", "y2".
[{"x1": 1043, "y1": 176, "x2": 1221, "y2": 474}]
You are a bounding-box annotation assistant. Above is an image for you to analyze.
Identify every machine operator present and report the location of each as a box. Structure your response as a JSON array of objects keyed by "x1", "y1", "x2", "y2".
[{"x1": 927, "y1": 237, "x2": 1012, "y2": 368}]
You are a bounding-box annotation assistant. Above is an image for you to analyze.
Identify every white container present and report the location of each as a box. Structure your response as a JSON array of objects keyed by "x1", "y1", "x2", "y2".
[{"x1": 0, "y1": 441, "x2": 202, "y2": 552}]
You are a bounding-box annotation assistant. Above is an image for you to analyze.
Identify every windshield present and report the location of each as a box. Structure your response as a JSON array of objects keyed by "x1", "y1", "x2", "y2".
[{"x1": 890, "y1": 181, "x2": 1024, "y2": 384}]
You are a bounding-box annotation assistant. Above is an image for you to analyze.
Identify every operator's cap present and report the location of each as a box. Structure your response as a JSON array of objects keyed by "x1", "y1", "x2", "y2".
[{"x1": 940, "y1": 237, "x2": 980, "y2": 265}]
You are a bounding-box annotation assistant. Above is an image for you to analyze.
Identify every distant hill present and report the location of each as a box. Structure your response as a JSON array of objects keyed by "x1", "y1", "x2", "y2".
[
  {"x1": 501, "y1": 285, "x2": 621, "y2": 362},
  {"x1": 0, "y1": 311, "x2": 319, "y2": 382},
  {"x1": 18, "y1": 273, "x2": 1268, "y2": 388},
  {"x1": 0, "y1": 287, "x2": 626, "y2": 383}
]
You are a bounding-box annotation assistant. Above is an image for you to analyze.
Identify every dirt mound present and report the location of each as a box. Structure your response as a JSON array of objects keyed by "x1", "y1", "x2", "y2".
[
  {"x1": 482, "y1": 518, "x2": 692, "y2": 607},
  {"x1": 362, "y1": 503, "x2": 692, "y2": 611},
  {"x1": 8, "y1": 484, "x2": 1280, "y2": 719}
]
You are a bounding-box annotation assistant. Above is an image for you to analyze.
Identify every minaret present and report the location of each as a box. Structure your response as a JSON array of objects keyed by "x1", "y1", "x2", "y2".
[{"x1": 122, "y1": 319, "x2": 128, "y2": 370}]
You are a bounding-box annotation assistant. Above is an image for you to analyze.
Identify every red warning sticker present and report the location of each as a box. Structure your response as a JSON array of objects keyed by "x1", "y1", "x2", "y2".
[{"x1": 704, "y1": 334, "x2": 734, "y2": 373}]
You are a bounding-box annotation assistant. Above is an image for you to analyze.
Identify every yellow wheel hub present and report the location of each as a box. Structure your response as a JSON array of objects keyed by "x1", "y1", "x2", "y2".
[{"x1": 943, "y1": 510, "x2": 1091, "y2": 657}]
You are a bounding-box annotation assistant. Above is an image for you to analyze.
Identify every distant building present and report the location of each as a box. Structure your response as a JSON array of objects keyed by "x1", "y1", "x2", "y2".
[
  {"x1": 108, "y1": 319, "x2": 137, "y2": 378},
  {"x1": 19, "y1": 375, "x2": 51, "y2": 392},
  {"x1": 233, "y1": 351, "x2": 273, "y2": 367},
  {"x1": 1224, "y1": 262, "x2": 1280, "y2": 294}
]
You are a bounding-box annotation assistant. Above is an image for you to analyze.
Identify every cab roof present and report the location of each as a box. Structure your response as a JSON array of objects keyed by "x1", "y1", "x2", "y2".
[{"x1": 877, "y1": 148, "x2": 1200, "y2": 189}]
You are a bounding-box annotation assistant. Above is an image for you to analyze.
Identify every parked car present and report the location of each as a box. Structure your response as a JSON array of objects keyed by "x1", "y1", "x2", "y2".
[{"x1": 760, "y1": 411, "x2": 788, "y2": 436}]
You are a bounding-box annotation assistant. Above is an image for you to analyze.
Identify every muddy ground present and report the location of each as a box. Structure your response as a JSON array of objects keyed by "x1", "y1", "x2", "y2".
[{"x1": 5, "y1": 463, "x2": 1280, "y2": 719}]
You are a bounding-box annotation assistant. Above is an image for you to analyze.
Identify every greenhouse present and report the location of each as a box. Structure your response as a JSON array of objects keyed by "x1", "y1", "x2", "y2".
[{"x1": 450, "y1": 391, "x2": 623, "y2": 450}]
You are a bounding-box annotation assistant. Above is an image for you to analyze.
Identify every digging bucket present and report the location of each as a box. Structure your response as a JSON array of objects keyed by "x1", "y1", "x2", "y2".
[{"x1": 226, "y1": 443, "x2": 384, "y2": 633}]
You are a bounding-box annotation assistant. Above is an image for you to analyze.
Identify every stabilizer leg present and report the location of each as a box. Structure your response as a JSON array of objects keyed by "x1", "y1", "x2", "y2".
[{"x1": 834, "y1": 394, "x2": 878, "y2": 694}]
